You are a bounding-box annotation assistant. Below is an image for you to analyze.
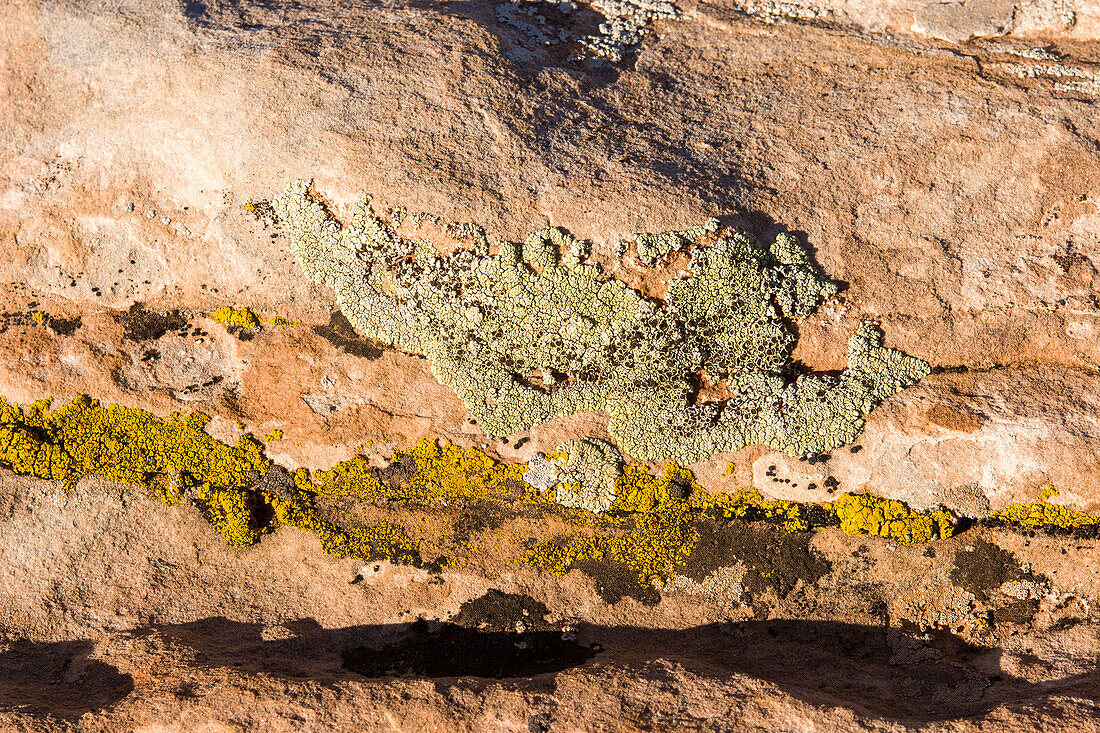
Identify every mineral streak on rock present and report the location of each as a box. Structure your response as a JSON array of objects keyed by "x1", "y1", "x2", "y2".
[{"x1": 273, "y1": 180, "x2": 930, "y2": 463}]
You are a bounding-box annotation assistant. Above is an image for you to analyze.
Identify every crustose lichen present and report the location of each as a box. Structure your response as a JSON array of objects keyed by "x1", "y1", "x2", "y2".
[
  {"x1": 273, "y1": 180, "x2": 929, "y2": 464},
  {"x1": 496, "y1": 0, "x2": 681, "y2": 63}
]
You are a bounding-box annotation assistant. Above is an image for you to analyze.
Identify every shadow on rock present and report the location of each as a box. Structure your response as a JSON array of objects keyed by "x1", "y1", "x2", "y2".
[
  {"x1": 342, "y1": 619, "x2": 597, "y2": 678},
  {"x1": 595, "y1": 620, "x2": 1100, "y2": 723},
  {"x1": 135, "y1": 614, "x2": 1100, "y2": 724},
  {"x1": 0, "y1": 639, "x2": 134, "y2": 720},
  {"x1": 142, "y1": 612, "x2": 597, "y2": 682}
]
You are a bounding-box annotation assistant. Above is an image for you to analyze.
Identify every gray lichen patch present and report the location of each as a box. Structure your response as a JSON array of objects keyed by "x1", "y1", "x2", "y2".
[
  {"x1": 581, "y1": 0, "x2": 681, "y2": 62},
  {"x1": 550, "y1": 437, "x2": 623, "y2": 513},
  {"x1": 523, "y1": 453, "x2": 564, "y2": 491},
  {"x1": 273, "y1": 180, "x2": 929, "y2": 464},
  {"x1": 496, "y1": 0, "x2": 681, "y2": 63},
  {"x1": 524, "y1": 439, "x2": 621, "y2": 513}
]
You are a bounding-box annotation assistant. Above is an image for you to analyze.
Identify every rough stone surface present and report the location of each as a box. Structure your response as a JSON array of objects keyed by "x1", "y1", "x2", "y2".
[{"x1": 3, "y1": 0, "x2": 1100, "y2": 729}]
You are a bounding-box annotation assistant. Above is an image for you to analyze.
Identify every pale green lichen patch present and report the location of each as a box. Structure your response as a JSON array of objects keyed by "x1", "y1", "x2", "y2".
[
  {"x1": 496, "y1": 0, "x2": 682, "y2": 64},
  {"x1": 543, "y1": 438, "x2": 623, "y2": 514},
  {"x1": 274, "y1": 180, "x2": 929, "y2": 463},
  {"x1": 634, "y1": 218, "x2": 719, "y2": 263}
]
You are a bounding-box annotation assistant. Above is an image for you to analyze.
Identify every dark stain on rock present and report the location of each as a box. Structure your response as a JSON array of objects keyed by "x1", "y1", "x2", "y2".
[
  {"x1": 684, "y1": 518, "x2": 832, "y2": 599},
  {"x1": 452, "y1": 500, "x2": 509, "y2": 544},
  {"x1": 992, "y1": 599, "x2": 1039, "y2": 627},
  {"x1": 451, "y1": 589, "x2": 551, "y2": 632},
  {"x1": 527, "y1": 712, "x2": 553, "y2": 733},
  {"x1": 574, "y1": 558, "x2": 661, "y2": 607},
  {"x1": 116, "y1": 303, "x2": 188, "y2": 341},
  {"x1": 46, "y1": 315, "x2": 82, "y2": 336},
  {"x1": 950, "y1": 538, "x2": 1029, "y2": 602}
]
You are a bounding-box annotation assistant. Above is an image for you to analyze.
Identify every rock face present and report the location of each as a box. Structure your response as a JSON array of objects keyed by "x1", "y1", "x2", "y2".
[
  {"x1": 2, "y1": 0, "x2": 1100, "y2": 730},
  {"x1": 5, "y1": 0, "x2": 1100, "y2": 509}
]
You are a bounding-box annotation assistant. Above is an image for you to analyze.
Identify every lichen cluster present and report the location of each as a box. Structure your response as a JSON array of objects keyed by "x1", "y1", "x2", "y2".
[
  {"x1": 0, "y1": 395, "x2": 420, "y2": 559},
  {"x1": 828, "y1": 492, "x2": 956, "y2": 546},
  {"x1": 273, "y1": 180, "x2": 929, "y2": 464},
  {"x1": 310, "y1": 436, "x2": 533, "y2": 505},
  {"x1": 4, "y1": 393, "x2": 1097, "y2": 593},
  {"x1": 522, "y1": 462, "x2": 961, "y2": 581},
  {"x1": 271, "y1": 474, "x2": 422, "y2": 564},
  {"x1": 495, "y1": 0, "x2": 681, "y2": 63},
  {"x1": 988, "y1": 486, "x2": 1099, "y2": 531},
  {"x1": 524, "y1": 438, "x2": 623, "y2": 513},
  {"x1": 210, "y1": 306, "x2": 261, "y2": 329},
  {"x1": 0, "y1": 395, "x2": 269, "y2": 544},
  {"x1": 581, "y1": 0, "x2": 681, "y2": 62},
  {"x1": 523, "y1": 503, "x2": 698, "y2": 584},
  {"x1": 634, "y1": 218, "x2": 719, "y2": 263},
  {"x1": 209, "y1": 306, "x2": 302, "y2": 330}
]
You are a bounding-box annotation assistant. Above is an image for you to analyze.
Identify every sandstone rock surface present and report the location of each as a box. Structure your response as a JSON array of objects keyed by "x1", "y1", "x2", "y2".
[{"x1": 2, "y1": 0, "x2": 1100, "y2": 730}]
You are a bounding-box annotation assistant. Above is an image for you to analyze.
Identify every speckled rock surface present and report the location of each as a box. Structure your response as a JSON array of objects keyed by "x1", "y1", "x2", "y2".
[{"x1": 3, "y1": 0, "x2": 1100, "y2": 730}]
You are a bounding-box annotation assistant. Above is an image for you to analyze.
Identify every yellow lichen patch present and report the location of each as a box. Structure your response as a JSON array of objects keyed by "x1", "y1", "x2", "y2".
[
  {"x1": 609, "y1": 465, "x2": 662, "y2": 513},
  {"x1": 828, "y1": 492, "x2": 956, "y2": 545},
  {"x1": 523, "y1": 501, "x2": 698, "y2": 585},
  {"x1": 758, "y1": 499, "x2": 810, "y2": 533},
  {"x1": 612, "y1": 463, "x2": 706, "y2": 513},
  {"x1": 0, "y1": 395, "x2": 270, "y2": 544},
  {"x1": 311, "y1": 437, "x2": 531, "y2": 506},
  {"x1": 521, "y1": 534, "x2": 604, "y2": 576},
  {"x1": 0, "y1": 395, "x2": 424, "y2": 561},
  {"x1": 209, "y1": 305, "x2": 300, "y2": 329},
  {"x1": 310, "y1": 455, "x2": 390, "y2": 501},
  {"x1": 610, "y1": 462, "x2": 806, "y2": 533},
  {"x1": 525, "y1": 461, "x2": 818, "y2": 588},
  {"x1": 8, "y1": 392, "x2": 1098, "y2": 592},
  {"x1": 609, "y1": 504, "x2": 698, "y2": 583},
  {"x1": 269, "y1": 489, "x2": 421, "y2": 564},
  {"x1": 205, "y1": 486, "x2": 266, "y2": 546},
  {"x1": 31, "y1": 311, "x2": 45, "y2": 323},
  {"x1": 0, "y1": 396, "x2": 267, "y2": 490},
  {"x1": 209, "y1": 306, "x2": 261, "y2": 329},
  {"x1": 400, "y1": 437, "x2": 528, "y2": 501},
  {"x1": 989, "y1": 487, "x2": 1099, "y2": 530},
  {"x1": 265, "y1": 429, "x2": 284, "y2": 442},
  {"x1": 262, "y1": 316, "x2": 302, "y2": 327}
]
